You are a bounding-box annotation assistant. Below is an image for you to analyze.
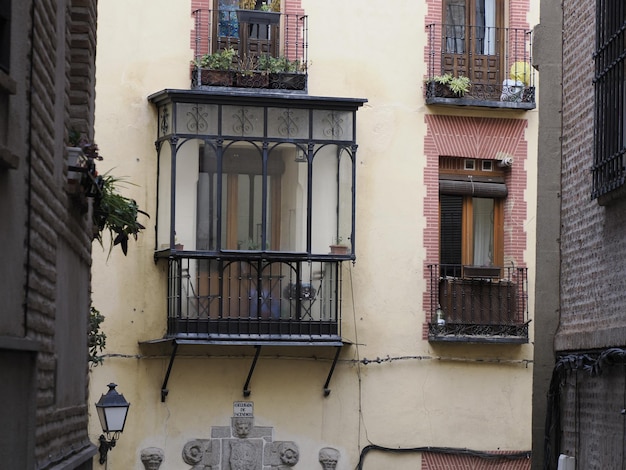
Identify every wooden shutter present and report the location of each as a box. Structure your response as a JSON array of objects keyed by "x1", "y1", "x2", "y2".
[{"x1": 440, "y1": 194, "x2": 463, "y2": 275}]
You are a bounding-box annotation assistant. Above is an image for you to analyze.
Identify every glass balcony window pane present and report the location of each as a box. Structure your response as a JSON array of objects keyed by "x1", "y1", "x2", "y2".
[
  {"x1": 312, "y1": 110, "x2": 353, "y2": 142},
  {"x1": 267, "y1": 107, "x2": 309, "y2": 140},
  {"x1": 176, "y1": 103, "x2": 218, "y2": 136},
  {"x1": 222, "y1": 105, "x2": 265, "y2": 138}
]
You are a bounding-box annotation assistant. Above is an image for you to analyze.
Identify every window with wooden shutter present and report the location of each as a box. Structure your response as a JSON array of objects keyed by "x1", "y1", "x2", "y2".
[{"x1": 439, "y1": 157, "x2": 505, "y2": 277}]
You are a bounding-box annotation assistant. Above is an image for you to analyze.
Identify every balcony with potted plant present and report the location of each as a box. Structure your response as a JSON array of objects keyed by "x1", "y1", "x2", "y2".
[
  {"x1": 425, "y1": 23, "x2": 535, "y2": 109},
  {"x1": 192, "y1": 47, "x2": 237, "y2": 87},
  {"x1": 190, "y1": 1, "x2": 307, "y2": 92}
]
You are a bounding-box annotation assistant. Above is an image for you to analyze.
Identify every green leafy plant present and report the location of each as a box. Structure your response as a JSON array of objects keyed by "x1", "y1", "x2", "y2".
[
  {"x1": 237, "y1": 54, "x2": 263, "y2": 76},
  {"x1": 240, "y1": 0, "x2": 280, "y2": 11},
  {"x1": 88, "y1": 305, "x2": 106, "y2": 367},
  {"x1": 257, "y1": 55, "x2": 302, "y2": 73},
  {"x1": 239, "y1": 0, "x2": 256, "y2": 9},
  {"x1": 93, "y1": 173, "x2": 149, "y2": 257},
  {"x1": 197, "y1": 47, "x2": 236, "y2": 70},
  {"x1": 432, "y1": 73, "x2": 471, "y2": 96}
]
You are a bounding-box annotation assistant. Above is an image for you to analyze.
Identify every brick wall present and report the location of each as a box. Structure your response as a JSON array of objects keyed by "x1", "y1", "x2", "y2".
[
  {"x1": 557, "y1": 0, "x2": 626, "y2": 351},
  {"x1": 0, "y1": 0, "x2": 98, "y2": 467},
  {"x1": 538, "y1": 0, "x2": 626, "y2": 467},
  {"x1": 559, "y1": 366, "x2": 626, "y2": 467}
]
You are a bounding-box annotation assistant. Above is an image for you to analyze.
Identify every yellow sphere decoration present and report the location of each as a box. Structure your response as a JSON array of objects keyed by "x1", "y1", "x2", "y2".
[{"x1": 510, "y1": 61, "x2": 531, "y2": 86}]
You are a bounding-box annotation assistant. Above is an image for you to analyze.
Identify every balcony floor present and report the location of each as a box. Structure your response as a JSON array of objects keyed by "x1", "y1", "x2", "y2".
[{"x1": 428, "y1": 322, "x2": 530, "y2": 344}]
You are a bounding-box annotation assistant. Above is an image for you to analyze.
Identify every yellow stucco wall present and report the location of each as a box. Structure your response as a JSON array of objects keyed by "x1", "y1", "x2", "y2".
[{"x1": 89, "y1": 1, "x2": 538, "y2": 469}]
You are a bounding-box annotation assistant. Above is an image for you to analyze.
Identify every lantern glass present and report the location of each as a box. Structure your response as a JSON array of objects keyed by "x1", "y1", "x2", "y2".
[{"x1": 95, "y1": 383, "x2": 130, "y2": 434}]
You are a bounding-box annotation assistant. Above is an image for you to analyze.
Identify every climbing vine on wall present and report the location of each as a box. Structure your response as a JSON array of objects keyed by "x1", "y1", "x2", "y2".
[{"x1": 88, "y1": 305, "x2": 107, "y2": 367}]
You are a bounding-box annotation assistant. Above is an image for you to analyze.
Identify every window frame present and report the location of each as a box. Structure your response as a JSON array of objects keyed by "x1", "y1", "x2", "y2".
[
  {"x1": 441, "y1": 0, "x2": 505, "y2": 85},
  {"x1": 440, "y1": 194, "x2": 504, "y2": 269},
  {"x1": 439, "y1": 157, "x2": 506, "y2": 274}
]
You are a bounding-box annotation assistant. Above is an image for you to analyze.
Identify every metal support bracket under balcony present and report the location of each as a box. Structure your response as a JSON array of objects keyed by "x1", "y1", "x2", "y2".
[
  {"x1": 243, "y1": 344, "x2": 343, "y2": 397},
  {"x1": 141, "y1": 338, "x2": 347, "y2": 402},
  {"x1": 243, "y1": 346, "x2": 262, "y2": 397},
  {"x1": 323, "y1": 346, "x2": 342, "y2": 396},
  {"x1": 161, "y1": 341, "x2": 178, "y2": 402}
]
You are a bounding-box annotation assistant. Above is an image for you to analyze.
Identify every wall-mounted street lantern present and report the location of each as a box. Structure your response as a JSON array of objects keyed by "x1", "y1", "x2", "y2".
[{"x1": 95, "y1": 383, "x2": 130, "y2": 465}]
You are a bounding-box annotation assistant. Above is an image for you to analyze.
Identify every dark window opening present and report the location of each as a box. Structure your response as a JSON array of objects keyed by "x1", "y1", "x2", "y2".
[{"x1": 0, "y1": 0, "x2": 10, "y2": 73}]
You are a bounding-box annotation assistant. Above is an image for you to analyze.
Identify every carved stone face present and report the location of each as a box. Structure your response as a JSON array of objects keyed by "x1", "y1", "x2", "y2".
[
  {"x1": 229, "y1": 441, "x2": 256, "y2": 470},
  {"x1": 318, "y1": 447, "x2": 339, "y2": 470},
  {"x1": 140, "y1": 448, "x2": 164, "y2": 470},
  {"x1": 233, "y1": 417, "x2": 253, "y2": 438}
]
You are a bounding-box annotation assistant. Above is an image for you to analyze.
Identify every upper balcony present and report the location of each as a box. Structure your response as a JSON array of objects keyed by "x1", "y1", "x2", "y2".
[
  {"x1": 425, "y1": 23, "x2": 535, "y2": 110},
  {"x1": 427, "y1": 264, "x2": 530, "y2": 344},
  {"x1": 191, "y1": 8, "x2": 308, "y2": 92}
]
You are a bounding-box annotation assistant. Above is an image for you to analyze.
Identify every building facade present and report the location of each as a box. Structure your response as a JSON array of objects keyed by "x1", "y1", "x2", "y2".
[
  {"x1": 0, "y1": 0, "x2": 99, "y2": 468},
  {"x1": 534, "y1": 0, "x2": 626, "y2": 468},
  {"x1": 89, "y1": 0, "x2": 538, "y2": 468}
]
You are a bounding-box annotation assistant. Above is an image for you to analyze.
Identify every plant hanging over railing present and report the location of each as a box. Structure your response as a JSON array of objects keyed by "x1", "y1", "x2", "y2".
[
  {"x1": 93, "y1": 173, "x2": 149, "y2": 257},
  {"x1": 68, "y1": 132, "x2": 149, "y2": 256}
]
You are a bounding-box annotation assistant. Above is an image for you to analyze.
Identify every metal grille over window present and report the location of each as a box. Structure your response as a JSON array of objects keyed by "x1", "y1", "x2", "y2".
[{"x1": 592, "y1": 1, "x2": 626, "y2": 202}]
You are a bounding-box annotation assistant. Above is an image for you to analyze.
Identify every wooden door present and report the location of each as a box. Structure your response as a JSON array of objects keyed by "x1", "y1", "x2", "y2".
[
  {"x1": 212, "y1": 0, "x2": 279, "y2": 58},
  {"x1": 442, "y1": 0, "x2": 503, "y2": 87}
]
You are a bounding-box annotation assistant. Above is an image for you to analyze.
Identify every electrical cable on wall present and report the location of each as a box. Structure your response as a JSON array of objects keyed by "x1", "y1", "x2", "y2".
[{"x1": 543, "y1": 347, "x2": 626, "y2": 469}]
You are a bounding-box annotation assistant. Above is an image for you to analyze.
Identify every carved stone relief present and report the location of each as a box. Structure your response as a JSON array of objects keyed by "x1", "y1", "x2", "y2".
[
  {"x1": 140, "y1": 447, "x2": 164, "y2": 470},
  {"x1": 181, "y1": 412, "x2": 300, "y2": 470},
  {"x1": 318, "y1": 447, "x2": 340, "y2": 470}
]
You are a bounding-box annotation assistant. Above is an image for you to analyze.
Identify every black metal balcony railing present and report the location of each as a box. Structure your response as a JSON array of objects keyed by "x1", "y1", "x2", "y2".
[
  {"x1": 428, "y1": 264, "x2": 529, "y2": 343},
  {"x1": 425, "y1": 24, "x2": 535, "y2": 109},
  {"x1": 191, "y1": 8, "x2": 308, "y2": 91},
  {"x1": 165, "y1": 254, "x2": 342, "y2": 342}
]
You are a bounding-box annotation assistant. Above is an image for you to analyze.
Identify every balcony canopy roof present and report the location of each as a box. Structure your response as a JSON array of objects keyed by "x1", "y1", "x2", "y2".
[
  {"x1": 149, "y1": 88, "x2": 368, "y2": 143},
  {"x1": 149, "y1": 88, "x2": 367, "y2": 110}
]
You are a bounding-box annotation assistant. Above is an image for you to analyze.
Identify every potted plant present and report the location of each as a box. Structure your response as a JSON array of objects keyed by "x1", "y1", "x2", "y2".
[
  {"x1": 67, "y1": 130, "x2": 103, "y2": 197},
  {"x1": 259, "y1": 55, "x2": 307, "y2": 90},
  {"x1": 92, "y1": 173, "x2": 149, "y2": 257},
  {"x1": 237, "y1": 0, "x2": 280, "y2": 24},
  {"x1": 194, "y1": 47, "x2": 236, "y2": 86},
  {"x1": 235, "y1": 54, "x2": 270, "y2": 88},
  {"x1": 428, "y1": 73, "x2": 471, "y2": 98},
  {"x1": 329, "y1": 236, "x2": 350, "y2": 255}
]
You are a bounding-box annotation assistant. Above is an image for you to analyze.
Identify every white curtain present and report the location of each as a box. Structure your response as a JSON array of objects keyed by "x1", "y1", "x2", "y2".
[
  {"x1": 472, "y1": 197, "x2": 494, "y2": 266},
  {"x1": 481, "y1": 0, "x2": 496, "y2": 55}
]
